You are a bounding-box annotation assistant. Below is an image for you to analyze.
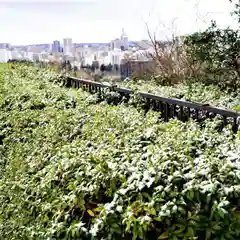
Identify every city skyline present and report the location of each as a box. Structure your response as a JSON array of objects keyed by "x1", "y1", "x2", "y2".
[{"x1": 0, "y1": 0, "x2": 238, "y2": 45}]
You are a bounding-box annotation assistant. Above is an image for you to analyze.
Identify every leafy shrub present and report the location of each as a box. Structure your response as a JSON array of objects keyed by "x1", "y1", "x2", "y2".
[
  {"x1": 184, "y1": 21, "x2": 240, "y2": 90},
  {"x1": 0, "y1": 65, "x2": 240, "y2": 240}
]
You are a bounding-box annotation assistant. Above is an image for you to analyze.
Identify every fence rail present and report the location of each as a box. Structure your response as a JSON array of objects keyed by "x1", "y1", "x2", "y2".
[{"x1": 65, "y1": 76, "x2": 240, "y2": 132}]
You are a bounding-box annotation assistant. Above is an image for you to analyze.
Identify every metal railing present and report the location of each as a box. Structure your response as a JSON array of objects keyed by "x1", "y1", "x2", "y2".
[{"x1": 64, "y1": 76, "x2": 240, "y2": 132}]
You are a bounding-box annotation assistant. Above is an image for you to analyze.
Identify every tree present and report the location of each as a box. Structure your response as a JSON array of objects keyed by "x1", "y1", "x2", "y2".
[
  {"x1": 145, "y1": 21, "x2": 200, "y2": 85},
  {"x1": 105, "y1": 63, "x2": 113, "y2": 72},
  {"x1": 73, "y1": 66, "x2": 78, "y2": 72},
  {"x1": 229, "y1": 0, "x2": 240, "y2": 22},
  {"x1": 60, "y1": 61, "x2": 66, "y2": 71},
  {"x1": 73, "y1": 66, "x2": 78, "y2": 77},
  {"x1": 80, "y1": 63, "x2": 85, "y2": 69},
  {"x1": 184, "y1": 21, "x2": 240, "y2": 90},
  {"x1": 66, "y1": 60, "x2": 72, "y2": 72},
  {"x1": 100, "y1": 64, "x2": 106, "y2": 72}
]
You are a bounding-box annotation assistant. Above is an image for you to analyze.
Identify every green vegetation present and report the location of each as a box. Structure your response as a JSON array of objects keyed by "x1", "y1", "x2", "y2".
[
  {"x1": 0, "y1": 63, "x2": 9, "y2": 71},
  {"x1": 103, "y1": 1, "x2": 239, "y2": 105},
  {"x1": 100, "y1": 2, "x2": 240, "y2": 111},
  {"x1": 0, "y1": 65, "x2": 239, "y2": 239},
  {"x1": 2, "y1": 4, "x2": 239, "y2": 238},
  {"x1": 101, "y1": 79, "x2": 240, "y2": 111}
]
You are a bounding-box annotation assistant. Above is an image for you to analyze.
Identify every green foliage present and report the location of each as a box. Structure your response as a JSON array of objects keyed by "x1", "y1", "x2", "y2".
[
  {"x1": 0, "y1": 66, "x2": 240, "y2": 239},
  {"x1": 112, "y1": 79, "x2": 240, "y2": 111},
  {"x1": 229, "y1": 0, "x2": 240, "y2": 22},
  {"x1": 184, "y1": 21, "x2": 240, "y2": 90}
]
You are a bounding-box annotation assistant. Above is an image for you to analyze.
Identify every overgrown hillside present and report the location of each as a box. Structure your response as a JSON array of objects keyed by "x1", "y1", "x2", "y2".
[{"x1": 0, "y1": 65, "x2": 239, "y2": 240}]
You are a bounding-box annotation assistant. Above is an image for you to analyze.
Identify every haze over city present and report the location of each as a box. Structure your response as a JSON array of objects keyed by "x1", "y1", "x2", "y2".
[{"x1": 0, "y1": 0, "x2": 237, "y2": 45}]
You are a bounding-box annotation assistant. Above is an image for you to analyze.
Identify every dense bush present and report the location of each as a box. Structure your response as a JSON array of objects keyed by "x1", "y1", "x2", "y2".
[
  {"x1": 7, "y1": 59, "x2": 34, "y2": 64},
  {"x1": 184, "y1": 21, "x2": 240, "y2": 90},
  {"x1": 0, "y1": 66, "x2": 240, "y2": 240}
]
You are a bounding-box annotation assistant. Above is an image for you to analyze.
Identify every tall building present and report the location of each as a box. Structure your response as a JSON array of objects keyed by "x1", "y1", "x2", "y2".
[
  {"x1": 52, "y1": 40, "x2": 61, "y2": 54},
  {"x1": 63, "y1": 38, "x2": 73, "y2": 56},
  {"x1": 110, "y1": 29, "x2": 129, "y2": 51},
  {"x1": 121, "y1": 28, "x2": 129, "y2": 50}
]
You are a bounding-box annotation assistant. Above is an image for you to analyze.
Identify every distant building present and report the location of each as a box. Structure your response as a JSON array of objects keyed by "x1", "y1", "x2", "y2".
[
  {"x1": 0, "y1": 43, "x2": 11, "y2": 49},
  {"x1": 109, "y1": 48, "x2": 123, "y2": 65},
  {"x1": 120, "y1": 59, "x2": 155, "y2": 80},
  {"x1": 39, "y1": 52, "x2": 49, "y2": 61},
  {"x1": 121, "y1": 28, "x2": 129, "y2": 50},
  {"x1": 63, "y1": 38, "x2": 73, "y2": 56},
  {"x1": 111, "y1": 38, "x2": 123, "y2": 50},
  {"x1": 75, "y1": 46, "x2": 95, "y2": 64},
  {"x1": 110, "y1": 28, "x2": 129, "y2": 51},
  {"x1": 0, "y1": 49, "x2": 11, "y2": 62},
  {"x1": 32, "y1": 53, "x2": 40, "y2": 62},
  {"x1": 52, "y1": 40, "x2": 61, "y2": 54},
  {"x1": 10, "y1": 50, "x2": 22, "y2": 60}
]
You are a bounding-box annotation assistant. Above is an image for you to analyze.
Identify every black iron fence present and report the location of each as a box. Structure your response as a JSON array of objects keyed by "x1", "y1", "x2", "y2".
[{"x1": 65, "y1": 76, "x2": 240, "y2": 133}]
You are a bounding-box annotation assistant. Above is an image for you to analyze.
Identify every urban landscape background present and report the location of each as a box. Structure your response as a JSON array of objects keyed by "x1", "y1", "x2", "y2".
[{"x1": 0, "y1": 28, "x2": 159, "y2": 80}]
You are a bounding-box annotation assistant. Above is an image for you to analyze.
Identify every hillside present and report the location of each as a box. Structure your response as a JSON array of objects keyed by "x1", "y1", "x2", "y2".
[{"x1": 0, "y1": 65, "x2": 239, "y2": 239}]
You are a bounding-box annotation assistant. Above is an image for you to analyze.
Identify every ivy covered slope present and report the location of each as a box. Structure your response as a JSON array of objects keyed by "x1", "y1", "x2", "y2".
[{"x1": 0, "y1": 66, "x2": 240, "y2": 240}]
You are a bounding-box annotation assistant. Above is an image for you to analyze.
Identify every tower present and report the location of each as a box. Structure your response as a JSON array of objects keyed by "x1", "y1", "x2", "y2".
[
  {"x1": 63, "y1": 38, "x2": 73, "y2": 56},
  {"x1": 52, "y1": 40, "x2": 61, "y2": 54},
  {"x1": 121, "y1": 28, "x2": 128, "y2": 50}
]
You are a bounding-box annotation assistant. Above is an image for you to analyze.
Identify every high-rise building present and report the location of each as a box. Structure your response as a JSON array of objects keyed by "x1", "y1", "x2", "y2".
[
  {"x1": 63, "y1": 38, "x2": 73, "y2": 56},
  {"x1": 52, "y1": 40, "x2": 61, "y2": 54},
  {"x1": 121, "y1": 28, "x2": 129, "y2": 50}
]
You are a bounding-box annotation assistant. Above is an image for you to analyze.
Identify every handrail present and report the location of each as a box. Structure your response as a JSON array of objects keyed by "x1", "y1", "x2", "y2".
[{"x1": 67, "y1": 76, "x2": 240, "y2": 132}]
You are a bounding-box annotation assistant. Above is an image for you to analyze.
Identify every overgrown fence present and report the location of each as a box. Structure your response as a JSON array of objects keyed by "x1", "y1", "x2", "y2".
[{"x1": 64, "y1": 76, "x2": 240, "y2": 133}]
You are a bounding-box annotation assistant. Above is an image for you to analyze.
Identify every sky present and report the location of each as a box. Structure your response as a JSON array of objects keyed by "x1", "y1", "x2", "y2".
[{"x1": 0, "y1": 0, "x2": 238, "y2": 45}]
